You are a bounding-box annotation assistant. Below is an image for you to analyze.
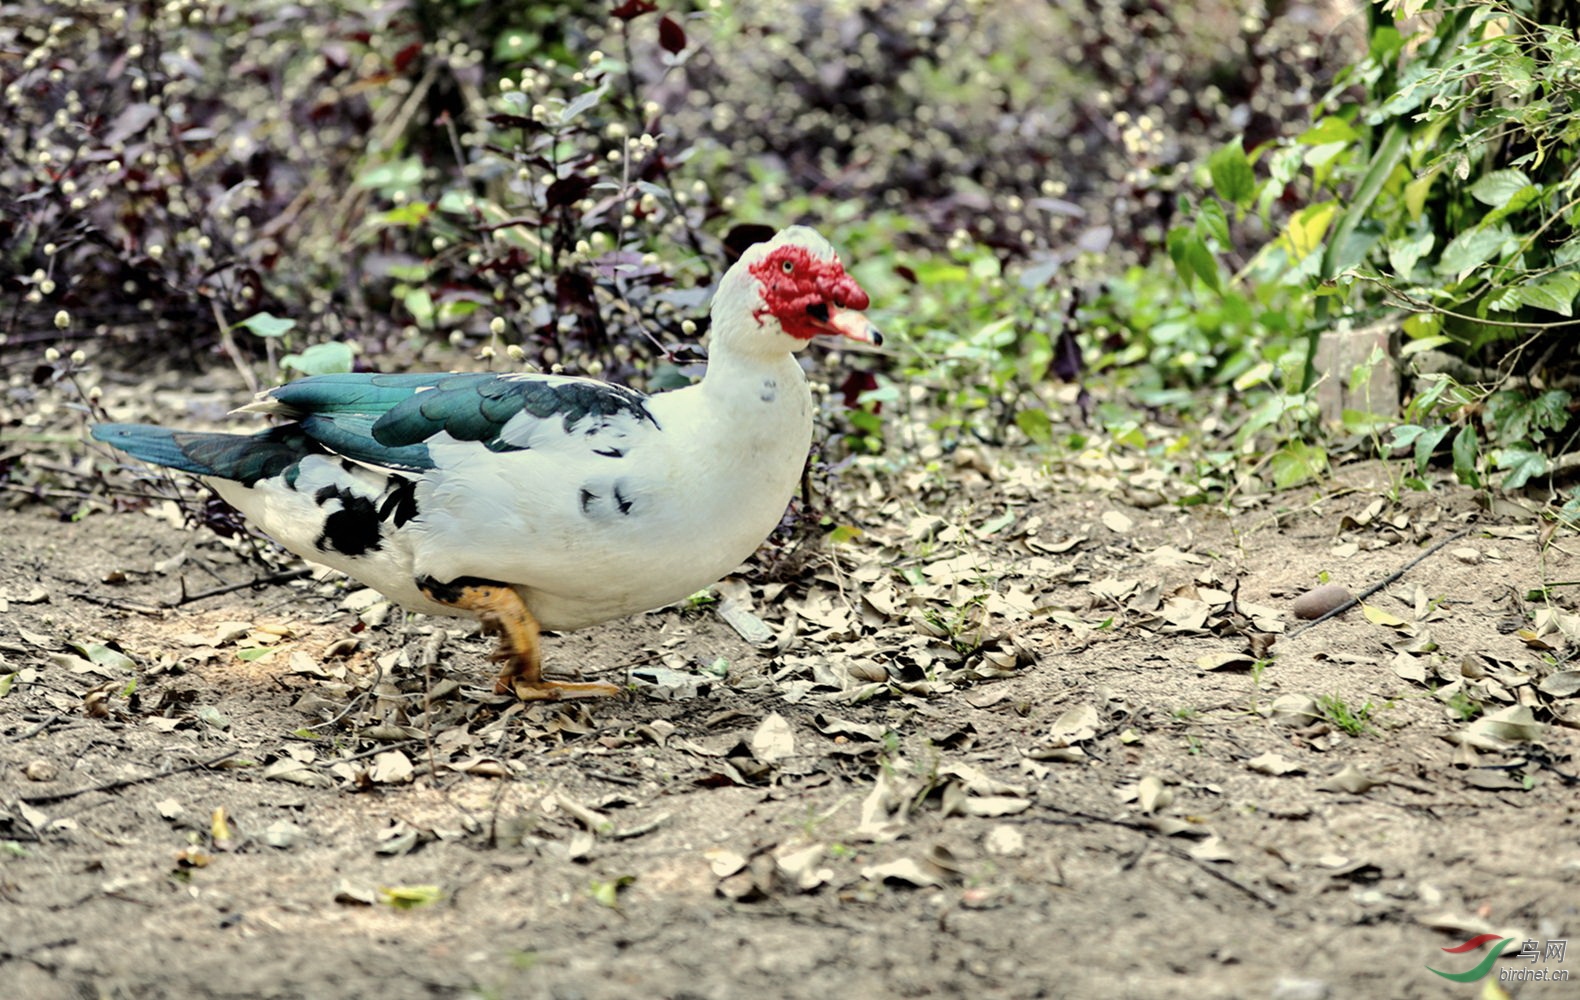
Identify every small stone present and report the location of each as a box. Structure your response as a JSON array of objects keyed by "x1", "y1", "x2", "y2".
[
  {"x1": 1291, "y1": 584, "x2": 1352, "y2": 620},
  {"x1": 261, "y1": 820, "x2": 305, "y2": 849},
  {"x1": 23, "y1": 759, "x2": 58, "y2": 782},
  {"x1": 1450, "y1": 547, "x2": 1482, "y2": 564},
  {"x1": 1270, "y1": 977, "x2": 1331, "y2": 1000},
  {"x1": 983, "y1": 824, "x2": 1025, "y2": 857}
]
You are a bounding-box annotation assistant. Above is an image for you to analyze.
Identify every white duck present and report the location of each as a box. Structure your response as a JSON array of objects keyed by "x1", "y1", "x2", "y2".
[{"x1": 93, "y1": 226, "x2": 879, "y2": 700}]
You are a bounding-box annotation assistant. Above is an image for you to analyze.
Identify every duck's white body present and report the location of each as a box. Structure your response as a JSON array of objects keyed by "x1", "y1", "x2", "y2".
[
  {"x1": 94, "y1": 228, "x2": 878, "y2": 684},
  {"x1": 206, "y1": 349, "x2": 813, "y2": 630}
]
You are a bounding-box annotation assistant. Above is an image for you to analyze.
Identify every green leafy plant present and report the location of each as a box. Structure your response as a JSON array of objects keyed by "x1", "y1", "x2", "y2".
[{"x1": 1317, "y1": 693, "x2": 1376, "y2": 737}]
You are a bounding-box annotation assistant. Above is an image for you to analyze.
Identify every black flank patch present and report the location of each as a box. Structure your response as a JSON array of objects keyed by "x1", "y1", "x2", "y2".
[
  {"x1": 314, "y1": 486, "x2": 337, "y2": 506},
  {"x1": 379, "y1": 475, "x2": 419, "y2": 528},
  {"x1": 613, "y1": 481, "x2": 633, "y2": 516},
  {"x1": 593, "y1": 446, "x2": 624, "y2": 458},
  {"x1": 315, "y1": 487, "x2": 383, "y2": 556},
  {"x1": 579, "y1": 488, "x2": 597, "y2": 515}
]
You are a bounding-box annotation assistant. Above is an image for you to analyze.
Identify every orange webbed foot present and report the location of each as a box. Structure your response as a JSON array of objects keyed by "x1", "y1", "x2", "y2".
[{"x1": 419, "y1": 576, "x2": 619, "y2": 702}]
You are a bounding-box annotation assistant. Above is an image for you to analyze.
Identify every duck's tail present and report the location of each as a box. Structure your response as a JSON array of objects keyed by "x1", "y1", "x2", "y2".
[{"x1": 91, "y1": 423, "x2": 321, "y2": 487}]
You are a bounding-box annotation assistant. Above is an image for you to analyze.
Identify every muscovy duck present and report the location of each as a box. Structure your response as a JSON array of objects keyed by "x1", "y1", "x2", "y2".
[{"x1": 93, "y1": 226, "x2": 879, "y2": 700}]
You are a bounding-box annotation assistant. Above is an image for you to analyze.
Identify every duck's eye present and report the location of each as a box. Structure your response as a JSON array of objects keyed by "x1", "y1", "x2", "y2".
[{"x1": 781, "y1": 260, "x2": 794, "y2": 274}]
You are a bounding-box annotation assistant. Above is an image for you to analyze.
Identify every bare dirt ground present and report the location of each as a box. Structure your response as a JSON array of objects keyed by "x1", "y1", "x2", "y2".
[{"x1": 3, "y1": 435, "x2": 1579, "y2": 998}]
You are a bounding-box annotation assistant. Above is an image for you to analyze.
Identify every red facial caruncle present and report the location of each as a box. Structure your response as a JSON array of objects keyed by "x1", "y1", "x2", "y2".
[{"x1": 749, "y1": 246, "x2": 881, "y2": 345}]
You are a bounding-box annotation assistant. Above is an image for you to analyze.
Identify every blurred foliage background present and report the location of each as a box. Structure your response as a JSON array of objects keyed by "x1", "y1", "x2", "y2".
[{"x1": 2, "y1": 0, "x2": 1578, "y2": 521}]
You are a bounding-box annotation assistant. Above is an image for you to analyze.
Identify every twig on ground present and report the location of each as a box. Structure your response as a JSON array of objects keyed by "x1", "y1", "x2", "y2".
[
  {"x1": 167, "y1": 567, "x2": 313, "y2": 606},
  {"x1": 7, "y1": 714, "x2": 67, "y2": 742},
  {"x1": 1284, "y1": 525, "x2": 1476, "y2": 640},
  {"x1": 17, "y1": 749, "x2": 241, "y2": 806},
  {"x1": 1029, "y1": 806, "x2": 1281, "y2": 909},
  {"x1": 67, "y1": 591, "x2": 166, "y2": 615}
]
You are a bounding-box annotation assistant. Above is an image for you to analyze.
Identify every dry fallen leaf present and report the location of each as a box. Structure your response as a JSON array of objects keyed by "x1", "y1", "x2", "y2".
[
  {"x1": 1188, "y1": 836, "x2": 1234, "y2": 863},
  {"x1": 705, "y1": 847, "x2": 748, "y2": 879},
  {"x1": 963, "y1": 795, "x2": 1031, "y2": 817},
  {"x1": 1317, "y1": 765, "x2": 1382, "y2": 794},
  {"x1": 1137, "y1": 775, "x2": 1172, "y2": 814},
  {"x1": 1246, "y1": 752, "x2": 1305, "y2": 776},
  {"x1": 1266, "y1": 694, "x2": 1321, "y2": 728},
  {"x1": 1361, "y1": 603, "x2": 1411, "y2": 630},
  {"x1": 1101, "y1": 510, "x2": 1134, "y2": 534},
  {"x1": 262, "y1": 759, "x2": 334, "y2": 789},
  {"x1": 1197, "y1": 651, "x2": 1255, "y2": 672},
  {"x1": 1046, "y1": 704, "x2": 1099, "y2": 744},
  {"x1": 861, "y1": 858, "x2": 942, "y2": 888},
  {"x1": 853, "y1": 767, "x2": 913, "y2": 842},
  {"x1": 1461, "y1": 705, "x2": 1542, "y2": 750},
  {"x1": 751, "y1": 712, "x2": 796, "y2": 763},
  {"x1": 774, "y1": 843, "x2": 832, "y2": 892},
  {"x1": 1538, "y1": 671, "x2": 1580, "y2": 698},
  {"x1": 368, "y1": 750, "x2": 414, "y2": 784}
]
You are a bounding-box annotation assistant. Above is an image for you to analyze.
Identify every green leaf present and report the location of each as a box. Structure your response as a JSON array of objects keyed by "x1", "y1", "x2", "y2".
[
  {"x1": 1469, "y1": 169, "x2": 1533, "y2": 206},
  {"x1": 436, "y1": 189, "x2": 472, "y2": 214},
  {"x1": 1510, "y1": 272, "x2": 1580, "y2": 317},
  {"x1": 1496, "y1": 445, "x2": 1546, "y2": 490},
  {"x1": 1413, "y1": 424, "x2": 1451, "y2": 472},
  {"x1": 1233, "y1": 361, "x2": 1275, "y2": 392},
  {"x1": 1269, "y1": 440, "x2": 1328, "y2": 489},
  {"x1": 1015, "y1": 408, "x2": 1052, "y2": 444},
  {"x1": 236, "y1": 647, "x2": 274, "y2": 662},
  {"x1": 1279, "y1": 201, "x2": 1336, "y2": 263},
  {"x1": 380, "y1": 885, "x2": 442, "y2": 909},
  {"x1": 1186, "y1": 238, "x2": 1221, "y2": 292},
  {"x1": 1386, "y1": 229, "x2": 1434, "y2": 280},
  {"x1": 1436, "y1": 225, "x2": 1512, "y2": 277},
  {"x1": 1296, "y1": 116, "x2": 1359, "y2": 146},
  {"x1": 1389, "y1": 424, "x2": 1425, "y2": 451},
  {"x1": 828, "y1": 523, "x2": 863, "y2": 545},
  {"x1": 1527, "y1": 390, "x2": 1573, "y2": 436},
  {"x1": 559, "y1": 82, "x2": 608, "y2": 125},
  {"x1": 437, "y1": 300, "x2": 481, "y2": 325},
  {"x1": 1340, "y1": 408, "x2": 1392, "y2": 434},
  {"x1": 375, "y1": 202, "x2": 432, "y2": 227},
  {"x1": 1207, "y1": 141, "x2": 1255, "y2": 207},
  {"x1": 281, "y1": 341, "x2": 354, "y2": 377},
  {"x1": 1400, "y1": 335, "x2": 1451, "y2": 357},
  {"x1": 403, "y1": 288, "x2": 435, "y2": 326},
  {"x1": 385, "y1": 263, "x2": 429, "y2": 283},
  {"x1": 356, "y1": 158, "x2": 423, "y2": 193},
  {"x1": 0, "y1": 672, "x2": 14, "y2": 697},
  {"x1": 1451, "y1": 425, "x2": 1481, "y2": 487},
  {"x1": 1481, "y1": 184, "x2": 1539, "y2": 226},
  {"x1": 589, "y1": 875, "x2": 635, "y2": 909},
  {"x1": 69, "y1": 642, "x2": 136, "y2": 671},
  {"x1": 1195, "y1": 199, "x2": 1231, "y2": 248},
  {"x1": 237, "y1": 312, "x2": 297, "y2": 339}
]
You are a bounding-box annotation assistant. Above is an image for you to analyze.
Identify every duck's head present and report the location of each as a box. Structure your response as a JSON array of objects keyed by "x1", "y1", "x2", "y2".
[{"x1": 710, "y1": 226, "x2": 880, "y2": 356}]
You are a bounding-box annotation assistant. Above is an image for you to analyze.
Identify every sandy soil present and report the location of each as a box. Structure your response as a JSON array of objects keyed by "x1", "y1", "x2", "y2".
[{"x1": 2, "y1": 458, "x2": 1578, "y2": 1000}]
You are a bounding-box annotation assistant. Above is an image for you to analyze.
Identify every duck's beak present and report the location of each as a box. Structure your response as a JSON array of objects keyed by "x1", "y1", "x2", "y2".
[{"x1": 809, "y1": 302, "x2": 883, "y2": 346}]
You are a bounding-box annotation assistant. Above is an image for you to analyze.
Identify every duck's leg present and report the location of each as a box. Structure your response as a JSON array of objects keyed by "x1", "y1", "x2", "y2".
[{"x1": 417, "y1": 576, "x2": 621, "y2": 701}]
